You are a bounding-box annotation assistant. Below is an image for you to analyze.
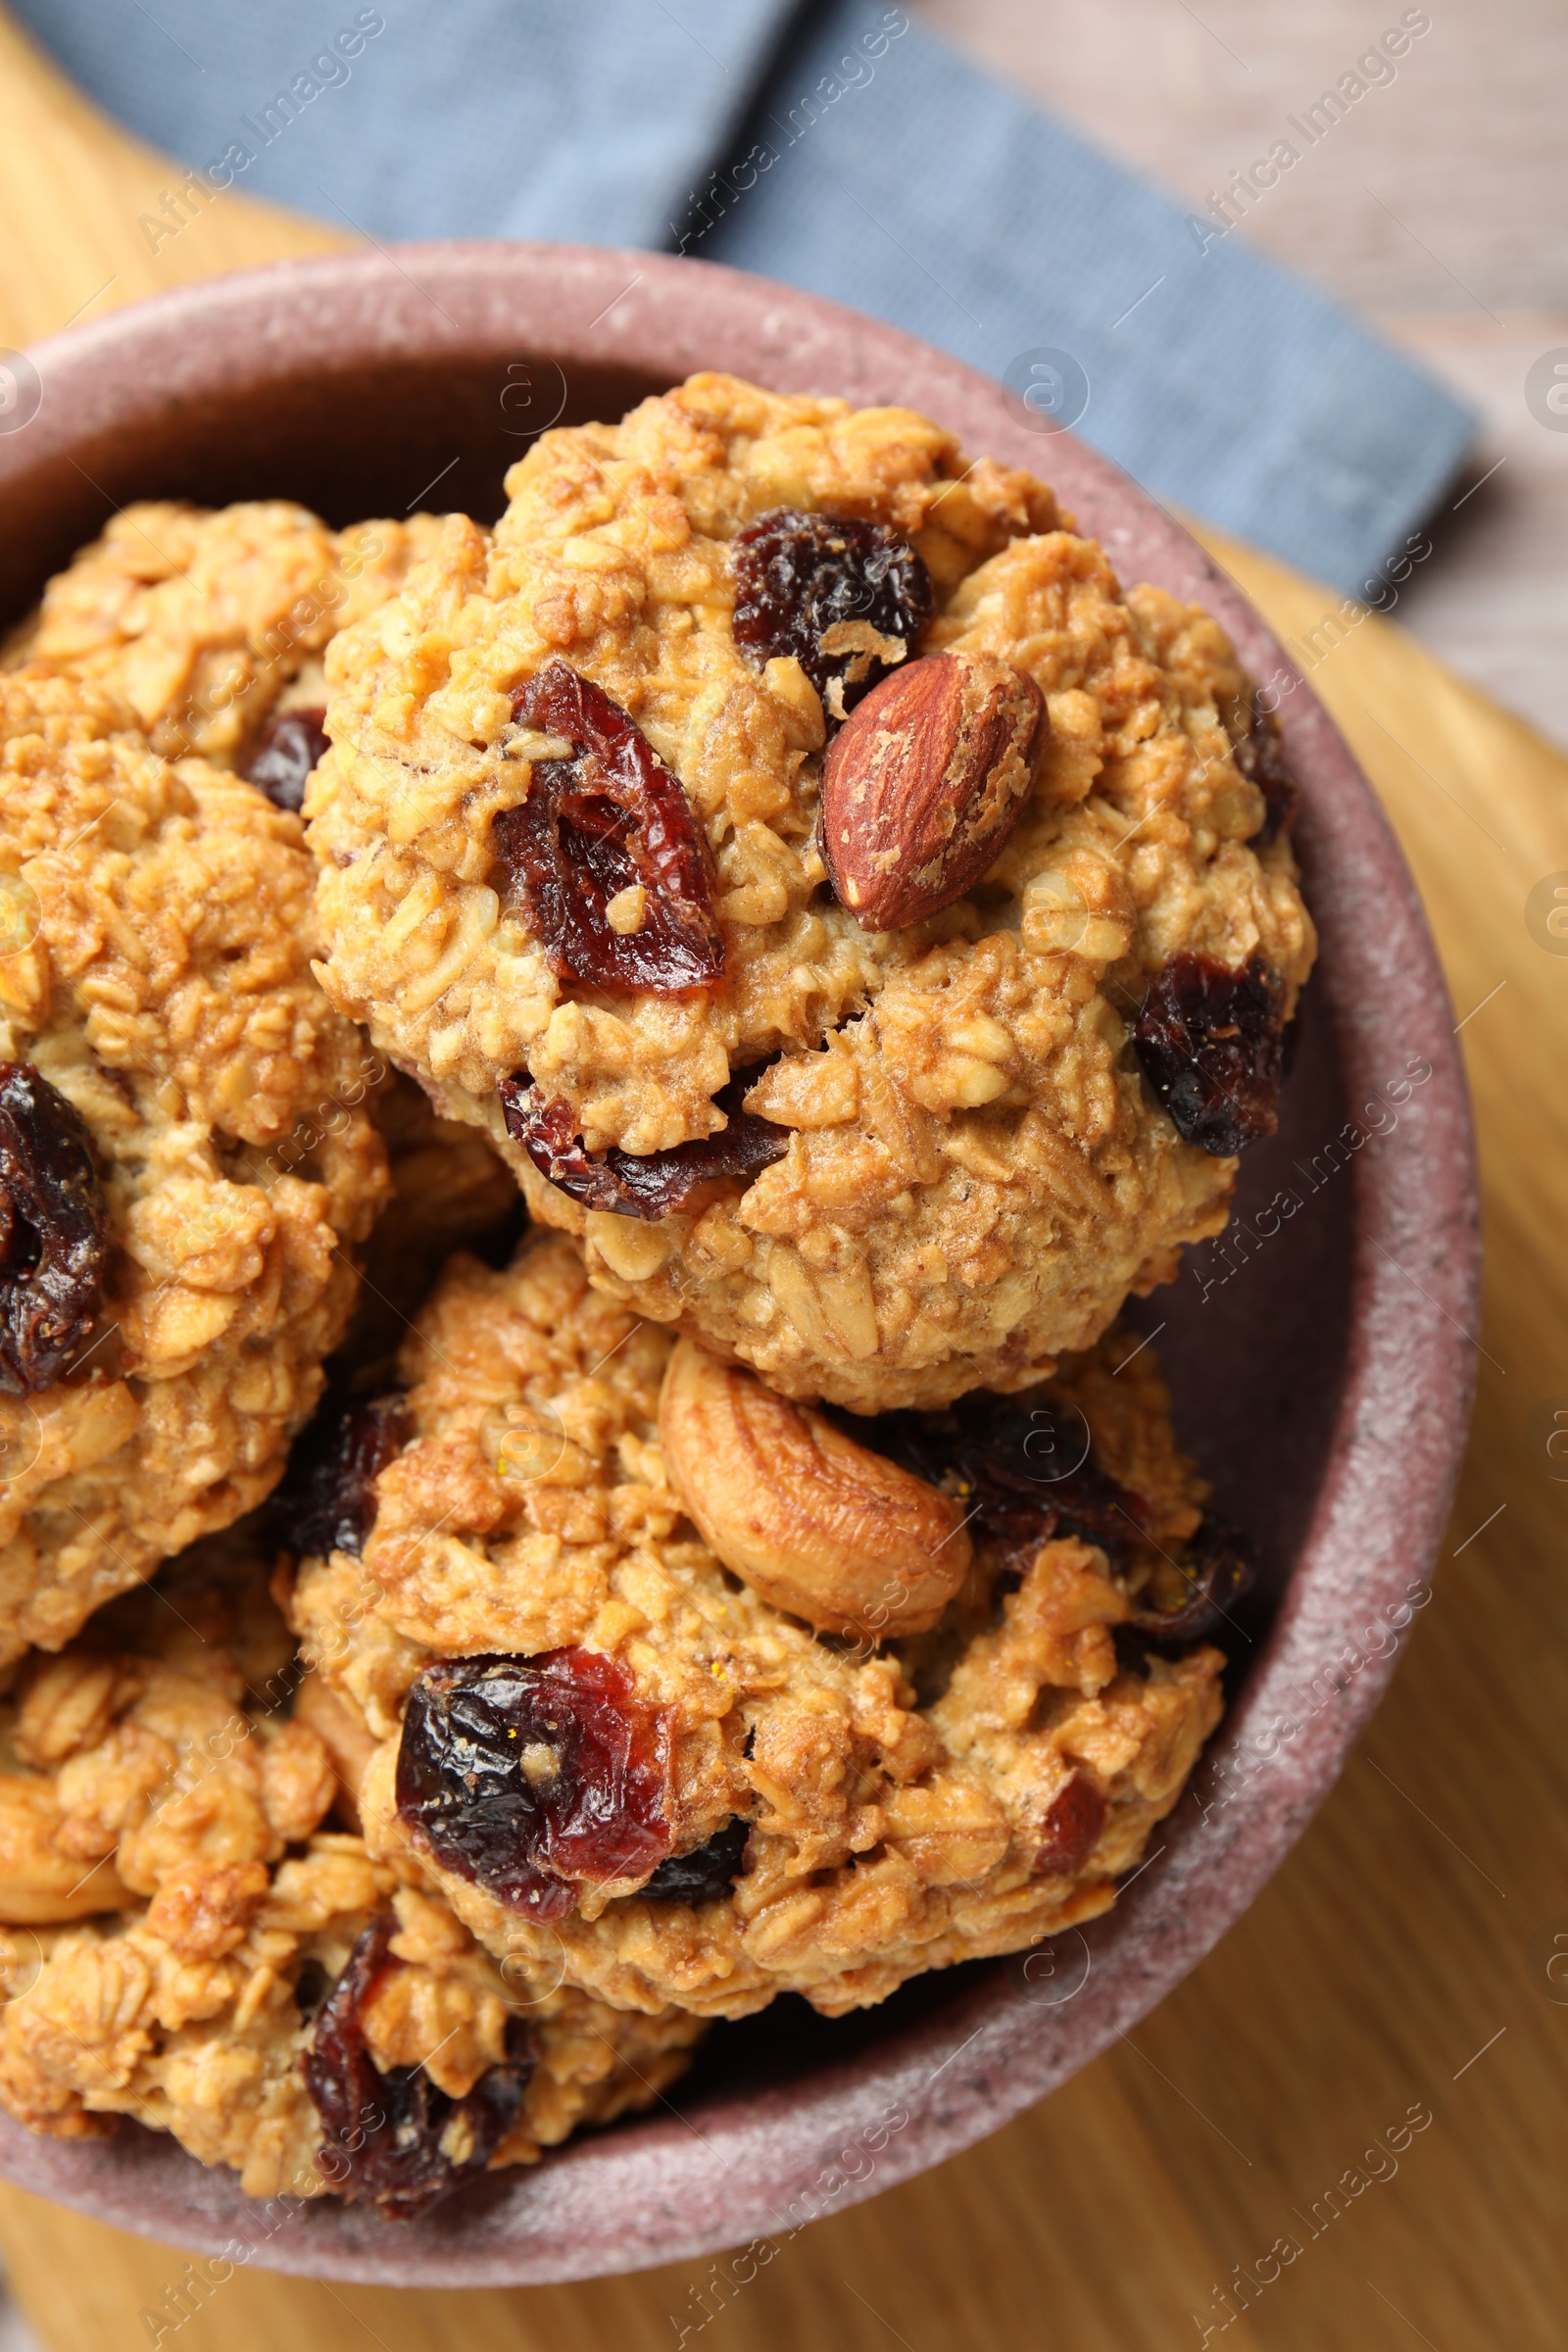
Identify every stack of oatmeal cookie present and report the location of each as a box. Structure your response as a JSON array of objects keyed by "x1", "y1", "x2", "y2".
[{"x1": 0, "y1": 375, "x2": 1312, "y2": 2217}]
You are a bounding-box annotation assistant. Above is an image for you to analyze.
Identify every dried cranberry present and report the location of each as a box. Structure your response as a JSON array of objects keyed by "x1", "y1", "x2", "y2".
[
  {"x1": 396, "y1": 1649, "x2": 674, "y2": 1916},
  {"x1": 1130, "y1": 1516, "x2": 1253, "y2": 1648},
  {"x1": 498, "y1": 1068, "x2": 788, "y2": 1223},
  {"x1": 243, "y1": 707, "x2": 329, "y2": 813},
  {"x1": 0, "y1": 1064, "x2": 108, "y2": 1396},
  {"x1": 731, "y1": 510, "x2": 934, "y2": 715},
  {"x1": 282, "y1": 1395, "x2": 411, "y2": 1559},
  {"x1": 304, "y1": 1913, "x2": 536, "y2": 2219},
  {"x1": 1034, "y1": 1774, "x2": 1106, "y2": 1878},
  {"x1": 1231, "y1": 696, "x2": 1298, "y2": 844},
  {"x1": 1133, "y1": 952, "x2": 1286, "y2": 1155},
  {"x1": 493, "y1": 661, "x2": 723, "y2": 996},
  {"x1": 642, "y1": 1816, "x2": 750, "y2": 1903}
]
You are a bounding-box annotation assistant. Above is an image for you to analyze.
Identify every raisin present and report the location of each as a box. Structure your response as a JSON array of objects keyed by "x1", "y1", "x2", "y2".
[
  {"x1": 242, "y1": 707, "x2": 328, "y2": 813},
  {"x1": 1130, "y1": 1516, "x2": 1254, "y2": 1648},
  {"x1": 498, "y1": 1067, "x2": 788, "y2": 1223},
  {"x1": 861, "y1": 1388, "x2": 1250, "y2": 1650},
  {"x1": 1231, "y1": 695, "x2": 1298, "y2": 844},
  {"x1": 642, "y1": 1816, "x2": 751, "y2": 1903},
  {"x1": 1133, "y1": 951, "x2": 1286, "y2": 1155},
  {"x1": 281, "y1": 1395, "x2": 411, "y2": 1559},
  {"x1": 396, "y1": 1648, "x2": 675, "y2": 1916},
  {"x1": 493, "y1": 661, "x2": 723, "y2": 996},
  {"x1": 1034, "y1": 1773, "x2": 1106, "y2": 1878},
  {"x1": 304, "y1": 1913, "x2": 536, "y2": 2219},
  {"x1": 861, "y1": 1392, "x2": 1149, "y2": 1571},
  {"x1": 731, "y1": 510, "x2": 934, "y2": 717},
  {"x1": 0, "y1": 1064, "x2": 108, "y2": 1396}
]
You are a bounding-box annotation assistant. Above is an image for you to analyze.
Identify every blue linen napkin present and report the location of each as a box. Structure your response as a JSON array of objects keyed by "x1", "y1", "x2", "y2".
[{"x1": 13, "y1": 0, "x2": 1473, "y2": 593}]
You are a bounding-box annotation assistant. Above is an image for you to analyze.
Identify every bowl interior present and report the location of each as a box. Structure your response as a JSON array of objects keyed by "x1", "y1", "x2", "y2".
[
  {"x1": 0, "y1": 348, "x2": 658, "y2": 631},
  {"x1": 0, "y1": 248, "x2": 1470, "y2": 2285}
]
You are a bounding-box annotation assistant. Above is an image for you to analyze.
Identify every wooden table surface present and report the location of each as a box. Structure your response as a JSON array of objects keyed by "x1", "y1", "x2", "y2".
[{"x1": 0, "y1": 13, "x2": 1564, "y2": 2347}]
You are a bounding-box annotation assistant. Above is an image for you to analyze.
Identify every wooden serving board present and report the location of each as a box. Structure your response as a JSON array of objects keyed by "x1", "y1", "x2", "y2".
[{"x1": 0, "y1": 13, "x2": 1563, "y2": 2344}]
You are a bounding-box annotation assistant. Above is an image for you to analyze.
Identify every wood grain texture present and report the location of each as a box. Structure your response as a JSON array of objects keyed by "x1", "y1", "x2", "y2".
[
  {"x1": 0, "y1": 5, "x2": 341, "y2": 351},
  {"x1": 1382, "y1": 313, "x2": 1568, "y2": 748},
  {"x1": 909, "y1": 0, "x2": 1567, "y2": 318},
  {"x1": 0, "y1": 15, "x2": 1563, "y2": 2346}
]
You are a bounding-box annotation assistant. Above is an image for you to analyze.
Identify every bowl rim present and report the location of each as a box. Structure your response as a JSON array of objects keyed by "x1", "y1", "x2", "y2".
[{"x1": 0, "y1": 240, "x2": 1480, "y2": 2285}]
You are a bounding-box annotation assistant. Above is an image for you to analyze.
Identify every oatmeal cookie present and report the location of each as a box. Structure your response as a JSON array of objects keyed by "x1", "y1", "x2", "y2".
[
  {"x1": 308, "y1": 371, "x2": 1313, "y2": 1410},
  {"x1": 0, "y1": 673, "x2": 387, "y2": 1659},
  {"x1": 4, "y1": 500, "x2": 443, "y2": 775},
  {"x1": 0, "y1": 1872, "x2": 705, "y2": 2211},
  {"x1": 0, "y1": 1540, "x2": 702, "y2": 2212},
  {"x1": 0, "y1": 1524, "x2": 309, "y2": 1926},
  {"x1": 286, "y1": 1232, "x2": 1229, "y2": 2020}
]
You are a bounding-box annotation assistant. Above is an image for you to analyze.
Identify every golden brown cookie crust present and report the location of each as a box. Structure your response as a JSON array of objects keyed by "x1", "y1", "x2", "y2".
[
  {"x1": 0, "y1": 1533, "x2": 702, "y2": 2198},
  {"x1": 0, "y1": 1864, "x2": 704, "y2": 2197},
  {"x1": 288, "y1": 1232, "x2": 1225, "y2": 2020},
  {"x1": 3, "y1": 503, "x2": 445, "y2": 769},
  {"x1": 0, "y1": 674, "x2": 388, "y2": 1659},
  {"x1": 307, "y1": 372, "x2": 1313, "y2": 1409},
  {"x1": 0, "y1": 1528, "x2": 339, "y2": 1932}
]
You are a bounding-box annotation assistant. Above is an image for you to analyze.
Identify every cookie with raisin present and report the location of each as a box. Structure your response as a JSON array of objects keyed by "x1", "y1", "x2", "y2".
[
  {"x1": 0, "y1": 672, "x2": 388, "y2": 1659},
  {"x1": 285, "y1": 1231, "x2": 1233, "y2": 2022},
  {"x1": 0, "y1": 1525, "x2": 703, "y2": 2214},
  {"x1": 307, "y1": 372, "x2": 1313, "y2": 1411}
]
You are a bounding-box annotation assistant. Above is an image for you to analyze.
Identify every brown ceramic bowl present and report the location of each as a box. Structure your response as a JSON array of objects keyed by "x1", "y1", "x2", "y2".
[{"x1": 0, "y1": 246, "x2": 1478, "y2": 2284}]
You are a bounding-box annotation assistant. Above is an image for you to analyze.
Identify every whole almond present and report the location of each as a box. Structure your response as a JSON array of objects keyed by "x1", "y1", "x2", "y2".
[{"x1": 819, "y1": 650, "x2": 1045, "y2": 929}]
